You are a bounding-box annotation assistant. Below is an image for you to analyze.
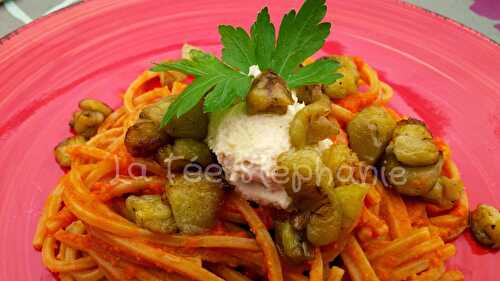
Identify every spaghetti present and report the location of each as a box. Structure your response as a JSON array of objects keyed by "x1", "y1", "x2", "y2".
[{"x1": 33, "y1": 54, "x2": 468, "y2": 281}]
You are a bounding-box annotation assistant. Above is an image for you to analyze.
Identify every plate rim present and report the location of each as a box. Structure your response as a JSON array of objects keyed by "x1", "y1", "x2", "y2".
[
  {"x1": 0, "y1": 0, "x2": 498, "y2": 280},
  {"x1": 0, "y1": 0, "x2": 498, "y2": 49}
]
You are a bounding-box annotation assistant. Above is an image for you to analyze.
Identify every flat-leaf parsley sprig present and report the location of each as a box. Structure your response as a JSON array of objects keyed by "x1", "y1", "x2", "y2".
[{"x1": 151, "y1": 0, "x2": 341, "y2": 127}]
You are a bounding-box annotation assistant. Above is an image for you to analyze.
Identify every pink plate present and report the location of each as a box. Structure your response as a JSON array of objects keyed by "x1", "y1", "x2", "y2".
[{"x1": 0, "y1": 0, "x2": 499, "y2": 280}]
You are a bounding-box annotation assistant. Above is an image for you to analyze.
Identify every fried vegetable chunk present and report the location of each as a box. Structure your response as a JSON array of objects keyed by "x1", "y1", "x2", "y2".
[
  {"x1": 125, "y1": 120, "x2": 169, "y2": 157},
  {"x1": 139, "y1": 96, "x2": 175, "y2": 125},
  {"x1": 347, "y1": 106, "x2": 396, "y2": 164},
  {"x1": 290, "y1": 94, "x2": 338, "y2": 147},
  {"x1": 321, "y1": 143, "x2": 360, "y2": 186},
  {"x1": 382, "y1": 152, "x2": 444, "y2": 196},
  {"x1": 275, "y1": 220, "x2": 314, "y2": 264},
  {"x1": 125, "y1": 195, "x2": 177, "y2": 234},
  {"x1": 381, "y1": 118, "x2": 445, "y2": 197},
  {"x1": 278, "y1": 149, "x2": 367, "y2": 247},
  {"x1": 165, "y1": 100, "x2": 209, "y2": 140},
  {"x1": 246, "y1": 71, "x2": 293, "y2": 115},
  {"x1": 393, "y1": 136, "x2": 439, "y2": 166},
  {"x1": 54, "y1": 136, "x2": 86, "y2": 167},
  {"x1": 70, "y1": 99, "x2": 113, "y2": 139},
  {"x1": 390, "y1": 119, "x2": 439, "y2": 167},
  {"x1": 335, "y1": 184, "x2": 369, "y2": 234},
  {"x1": 172, "y1": 139, "x2": 213, "y2": 166},
  {"x1": 79, "y1": 99, "x2": 113, "y2": 117},
  {"x1": 127, "y1": 96, "x2": 208, "y2": 159},
  {"x1": 471, "y1": 204, "x2": 500, "y2": 249},
  {"x1": 166, "y1": 176, "x2": 224, "y2": 234},
  {"x1": 322, "y1": 56, "x2": 359, "y2": 99},
  {"x1": 155, "y1": 139, "x2": 213, "y2": 171},
  {"x1": 70, "y1": 111, "x2": 105, "y2": 139},
  {"x1": 302, "y1": 184, "x2": 368, "y2": 247},
  {"x1": 422, "y1": 176, "x2": 463, "y2": 210},
  {"x1": 277, "y1": 148, "x2": 331, "y2": 206},
  {"x1": 306, "y1": 196, "x2": 343, "y2": 246},
  {"x1": 295, "y1": 84, "x2": 323, "y2": 105}
]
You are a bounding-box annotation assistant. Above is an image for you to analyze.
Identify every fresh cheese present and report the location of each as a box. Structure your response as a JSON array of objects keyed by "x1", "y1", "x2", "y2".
[
  {"x1": 207, "y1": 101, "x2": 332, "y2": 209},
  {"x1": 207, "y1": 102, "x2": 304, "y2": 208}
]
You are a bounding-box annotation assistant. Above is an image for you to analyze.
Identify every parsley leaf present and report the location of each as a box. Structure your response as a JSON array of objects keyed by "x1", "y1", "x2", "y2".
[
  {"x1": 272, "y1": 0, "x2": 331, "y2": 79},
  {"x1": 250, "y1": 7, "x2": 276, "y2": 71},
  {"x1": 204, "y1": 75, "x2": 253, "y2": 111},
  {"x1": 151, "y1": 59, "x2": 207, "y2": 76},
  {"x1": 152, "y1": 50, "x2": 232, "y2": 77},
  {"x1": 151, "y1": 50, "x2": 251, "y2": 127},
  {"x1": 152, "y1": 0, "x2": 341, "y2": 125},
  {"x1": 219, "y1": 25, "x2": 255, "y2": 72},
  {"x1": 287, "y1": 59, "x2": 341, "y2": 88},
  {"x1": 161, "y1": 76, "x2": 218, "y2": 127},
  {"x1": 219, "y1": 7, "x2": 276, "y2": 73}
]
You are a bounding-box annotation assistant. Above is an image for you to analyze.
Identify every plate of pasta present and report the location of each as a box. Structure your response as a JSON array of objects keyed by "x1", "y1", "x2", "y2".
[{"x1": 0, "y1": 0, "x2": 499, "y2": 280}]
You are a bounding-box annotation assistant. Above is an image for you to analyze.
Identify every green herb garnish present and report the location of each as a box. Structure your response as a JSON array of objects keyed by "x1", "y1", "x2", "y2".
[{"x1": 152, "y1": 0, "x2": 340, "y2": 127}]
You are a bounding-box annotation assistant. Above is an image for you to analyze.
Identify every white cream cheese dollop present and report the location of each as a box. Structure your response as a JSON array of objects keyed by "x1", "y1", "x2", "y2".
[{"x1": 207, "y1": 100, "x2": 333, "y2": 209}]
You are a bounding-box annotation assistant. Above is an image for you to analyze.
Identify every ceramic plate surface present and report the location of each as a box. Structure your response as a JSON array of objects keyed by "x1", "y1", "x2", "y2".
[{"x1": 0, "y1": 0, "x2": 499, "y2": 280}]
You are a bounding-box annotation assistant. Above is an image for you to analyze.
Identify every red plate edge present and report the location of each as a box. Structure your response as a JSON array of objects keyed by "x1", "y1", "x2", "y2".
[{"x1": 0, "y1": 0, "x2": 499, "y2": 280}]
